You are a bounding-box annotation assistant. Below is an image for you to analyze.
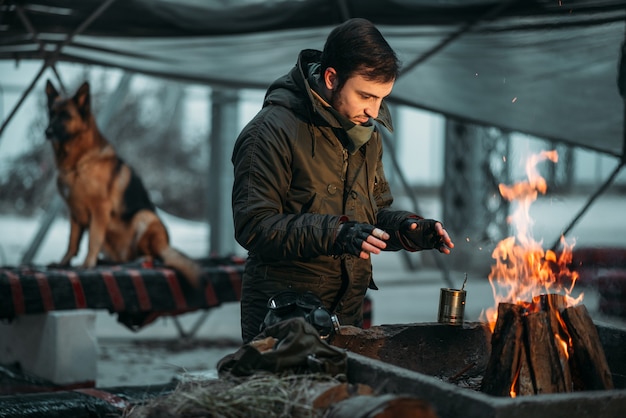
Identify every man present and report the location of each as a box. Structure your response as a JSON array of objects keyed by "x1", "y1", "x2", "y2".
[{"x1": 232, "y1": 18, "x2": 454, "y2": 343}]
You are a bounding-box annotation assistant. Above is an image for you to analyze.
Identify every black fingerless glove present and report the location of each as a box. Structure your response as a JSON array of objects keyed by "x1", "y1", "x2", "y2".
[
  {"x1": 400, "y1": 218, "x2": 443, "y2": 250},
  {"x1": 331, "y1": 221, "x2": 376, "y2": 256}
]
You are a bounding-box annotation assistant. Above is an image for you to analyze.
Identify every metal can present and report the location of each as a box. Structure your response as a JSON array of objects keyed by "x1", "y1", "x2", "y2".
[{"x1": 437, "y1": 288, "x2": 466, "y2": 325}]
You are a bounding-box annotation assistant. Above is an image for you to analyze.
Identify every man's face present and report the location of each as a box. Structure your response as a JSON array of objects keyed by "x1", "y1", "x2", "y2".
[{"x1": 324, "y1": 68, "x2": 394, "y2": 125}]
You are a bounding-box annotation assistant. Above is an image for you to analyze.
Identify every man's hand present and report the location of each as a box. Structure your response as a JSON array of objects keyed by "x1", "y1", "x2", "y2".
[
  {"x1": 332, "y1": 221, "x2": 390, "y2": 260},
  {"x1": 401, "y1": 219, "x2": 454, "y2": 254}
]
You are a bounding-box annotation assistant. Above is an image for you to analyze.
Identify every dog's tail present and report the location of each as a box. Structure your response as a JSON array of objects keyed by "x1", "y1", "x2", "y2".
[{"x1": 160, "y1": 247, "x2": 202, "y2": 288}]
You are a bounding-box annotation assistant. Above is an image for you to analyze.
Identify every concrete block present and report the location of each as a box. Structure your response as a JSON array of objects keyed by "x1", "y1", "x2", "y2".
[{"x1": 0, "y1": 310, "x2": 97, "y2": 385}]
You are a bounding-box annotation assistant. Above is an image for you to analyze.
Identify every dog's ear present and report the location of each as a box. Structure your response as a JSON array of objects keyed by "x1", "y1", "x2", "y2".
[
  {"x1": 45, "y1": 79, "x2": 59, "y2": 109},
  {"x1": 73, "y1": 81, "x2": 91, "y2": 119}
]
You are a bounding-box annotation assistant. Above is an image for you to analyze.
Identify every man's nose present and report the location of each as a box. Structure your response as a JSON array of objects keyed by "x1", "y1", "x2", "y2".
[{"x1": 364, "y1": 101, "x2": 382, "y2": 119}]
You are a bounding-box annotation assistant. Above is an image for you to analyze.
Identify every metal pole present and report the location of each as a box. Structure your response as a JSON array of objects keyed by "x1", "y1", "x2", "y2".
[
  {"x1": 207, "y1": 88, "x2": 239, "y2": 256},
  {"x1": 381, "y1": 129, "x2": 454, "y2": 288},
  {"x1": 550, "y1": 161, "x2": 625, "y2": 252},
  {"x1": 0, "y1": 0, "x2": 118, "y2": 141}
]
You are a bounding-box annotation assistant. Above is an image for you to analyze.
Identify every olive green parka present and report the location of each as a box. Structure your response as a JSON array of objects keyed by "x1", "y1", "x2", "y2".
[{"x1": 232, "y1": 49, "x2": 420, "y2": 342}]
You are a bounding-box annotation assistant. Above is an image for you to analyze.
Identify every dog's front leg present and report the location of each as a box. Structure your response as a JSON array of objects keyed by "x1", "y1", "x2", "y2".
[
  {"x1": 83, "y1": 207, "x2": 110, "y2": 268},
  {"x1": 59, "y1": 217, "x2": 84, "y2": 266}
]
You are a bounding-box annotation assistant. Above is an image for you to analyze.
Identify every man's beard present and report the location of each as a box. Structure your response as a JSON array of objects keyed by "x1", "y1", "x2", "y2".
[{"x1": 330, "y1": 87, "x2": 366, "y2": 125}]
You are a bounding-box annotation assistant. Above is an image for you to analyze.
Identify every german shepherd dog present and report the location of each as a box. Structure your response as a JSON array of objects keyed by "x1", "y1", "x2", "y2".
[{"x1": 45, "y1": 80, "x2": 201, "y2": 287}]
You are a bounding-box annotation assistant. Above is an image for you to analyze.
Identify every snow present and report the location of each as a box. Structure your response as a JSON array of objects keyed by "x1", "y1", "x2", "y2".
[{"x1": 0, "y1": 209, "x2": 210, "y2": 267}]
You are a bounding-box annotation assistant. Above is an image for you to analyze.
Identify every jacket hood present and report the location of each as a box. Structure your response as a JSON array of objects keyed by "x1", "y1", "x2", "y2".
[{"x1": 263, "y1": 49, "x2": 394, "y2": 133}]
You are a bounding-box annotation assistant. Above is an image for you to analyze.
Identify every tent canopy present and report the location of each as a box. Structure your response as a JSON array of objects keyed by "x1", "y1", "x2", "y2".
[{"x1": 2, "y1": 0, "x2": 625, "y2": 157}]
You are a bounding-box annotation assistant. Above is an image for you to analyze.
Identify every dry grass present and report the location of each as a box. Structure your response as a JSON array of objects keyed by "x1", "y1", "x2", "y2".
[{"x1": 124, "y1": 372, "x2": 345, "y2": 418}]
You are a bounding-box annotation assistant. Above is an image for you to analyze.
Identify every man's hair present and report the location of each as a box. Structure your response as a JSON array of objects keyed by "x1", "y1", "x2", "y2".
[{"x1": 320, "y1": 18, "x2": 400, "y2": 90}]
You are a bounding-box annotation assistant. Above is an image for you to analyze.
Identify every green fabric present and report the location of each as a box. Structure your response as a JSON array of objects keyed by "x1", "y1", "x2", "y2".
[{"x1": 327, "y1": 107, "x2": 375, "y2": 155}]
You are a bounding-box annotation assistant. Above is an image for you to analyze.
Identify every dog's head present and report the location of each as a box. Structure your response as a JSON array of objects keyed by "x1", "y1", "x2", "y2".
[{"x1": 45, "y1": 80, "x2": 92, "y2": 142}]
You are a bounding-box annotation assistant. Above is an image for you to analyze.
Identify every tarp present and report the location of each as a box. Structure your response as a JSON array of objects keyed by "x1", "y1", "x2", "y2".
[{"x1": 1, "y1": 0, "x2": 625, "y2": 156}]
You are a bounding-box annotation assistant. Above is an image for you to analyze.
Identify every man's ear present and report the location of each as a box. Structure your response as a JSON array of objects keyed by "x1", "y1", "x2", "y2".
[{"x1": 323, "y1": 67, "x2": 338, "y2": 90}]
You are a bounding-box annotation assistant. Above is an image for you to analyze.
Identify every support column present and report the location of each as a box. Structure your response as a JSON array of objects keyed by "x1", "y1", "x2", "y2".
[
  {"x1": 442, "y1": 120, "x2": 510, "y2": 274},
  {"x1": 207, "y1": 88, "x2": 239, "y2": 256}
]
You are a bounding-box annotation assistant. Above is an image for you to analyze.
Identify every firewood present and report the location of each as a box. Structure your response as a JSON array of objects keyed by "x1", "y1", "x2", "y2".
[
  {"x1": 481, "y1": 303, "x2": 524, "y2": 396},
  {"x1": 533, "y1": 293, "x2": 567, "y2": 312},
  {"x1": 524, "y1": 311, "x2": 571, "y2": 394},
  {"x1": 481, "y1": 296, "x2": 614, "y2": 397},
  {"x1": 533, "y1": 293, "x2": 573, "y2": 390},
  {"x1": 561, "y1": 304, "x2": 614, "y2": 390},
  {"x1": 517, "y1": 341, "x2": 534, "y2": 396}
]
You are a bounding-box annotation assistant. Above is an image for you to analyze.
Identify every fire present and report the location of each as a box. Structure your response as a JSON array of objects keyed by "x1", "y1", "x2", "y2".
[
  {"x1": 510, "y1": 368, "x2": 519, "y2": 398},
  {"x1": 554, "y1": 307, "x2": 573, "y2": 361},
  {"x1": 555, "y1": 333, "x2": 569, "y2": 360},
  {"x1": 484, "y1": 150, "x2": 583, "y2": 332}
]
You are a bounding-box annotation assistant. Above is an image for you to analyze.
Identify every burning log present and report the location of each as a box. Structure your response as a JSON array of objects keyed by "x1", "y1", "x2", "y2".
[
  {"x1": 481, "y1": 294, "x2": 613, "y2": 397},
  {"x1": 480, "y1": 303, "x2": 524, "y2": 397},
  {"x1": 527, "y1": 294, "x2": 573, "y2": 394},
  {"x1": 562, "y1": 304, "x2": 614, "y2": 391},
  {"x1": 523, "y1": 310, "x2": 570, "y2": 393}
]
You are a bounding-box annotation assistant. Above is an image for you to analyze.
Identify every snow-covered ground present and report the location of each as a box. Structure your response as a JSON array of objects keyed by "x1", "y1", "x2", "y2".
[{"x1": 0, "y1": 209, "x2": 211, "y2": 267}]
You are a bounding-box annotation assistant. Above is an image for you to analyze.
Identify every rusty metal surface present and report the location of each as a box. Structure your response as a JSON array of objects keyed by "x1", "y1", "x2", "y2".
[{"x1": 332, "y1": 322, "x2": 492, "y2": 379}]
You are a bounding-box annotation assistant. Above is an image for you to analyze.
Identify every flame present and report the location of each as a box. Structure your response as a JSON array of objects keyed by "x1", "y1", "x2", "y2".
[
  {"x1": 554, "y1": 307, "x2": 573, "y2": 360},
  {"x1": 510, "y1": 373, "x2": 518, "y2": 398},
  {"x1": 484, "y1": 150, "x2": 583, "y2": 332},
  {"x1": 555, "y1": 333, "x2": 569, "y2": 360}
]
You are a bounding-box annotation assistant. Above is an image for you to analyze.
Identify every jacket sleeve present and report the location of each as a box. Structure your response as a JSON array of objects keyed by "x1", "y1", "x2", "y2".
[{"x1": 231, "y1": 106, "x2": 341, "y2": 259}]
